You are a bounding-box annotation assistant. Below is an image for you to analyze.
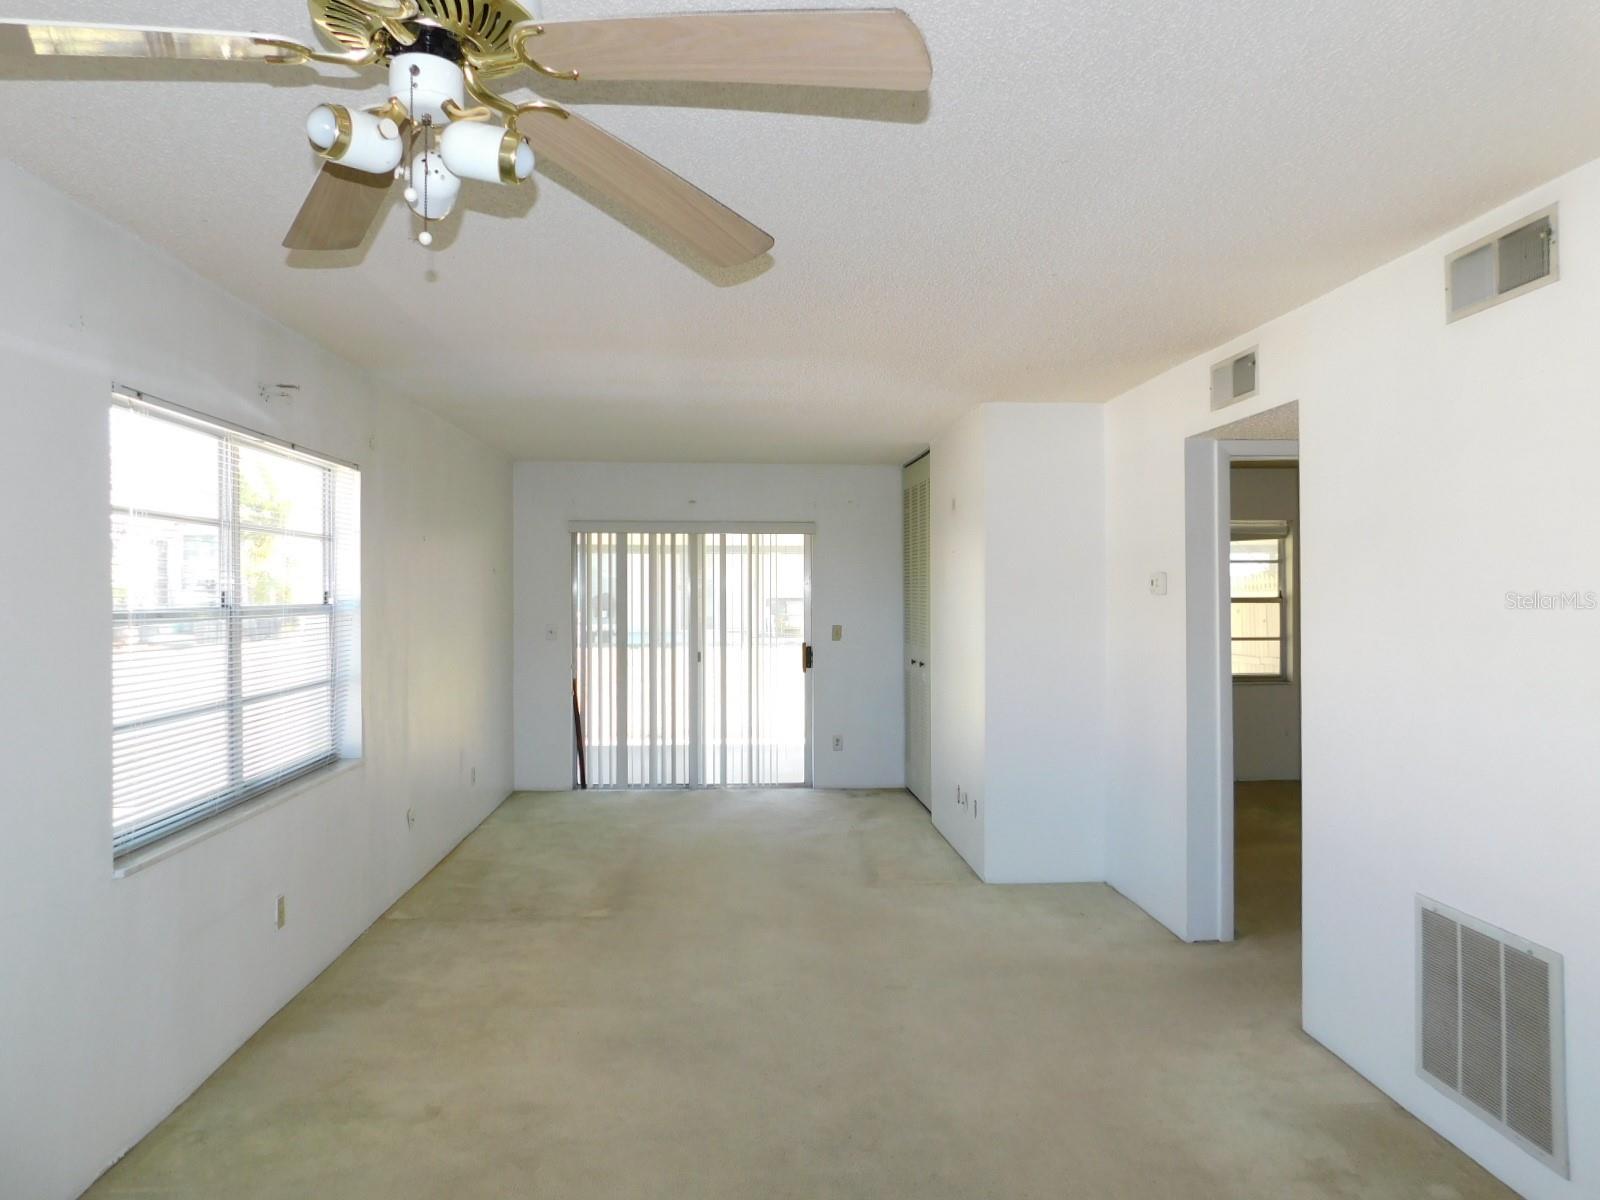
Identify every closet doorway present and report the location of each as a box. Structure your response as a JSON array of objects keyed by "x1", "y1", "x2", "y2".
[{"x1": 902, "y1": 454, "x2": 931, "y2": 808}]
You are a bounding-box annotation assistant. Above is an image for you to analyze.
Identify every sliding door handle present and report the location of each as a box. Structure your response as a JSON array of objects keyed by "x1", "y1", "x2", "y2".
[{"x1": 802, "y1": 643, "x2": 814, "y2": 672}]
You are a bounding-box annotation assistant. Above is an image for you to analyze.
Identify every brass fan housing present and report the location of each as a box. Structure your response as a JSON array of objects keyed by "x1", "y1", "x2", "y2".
[{"x1": 308, "y1": 0, "x2": 533, "y2": 75}]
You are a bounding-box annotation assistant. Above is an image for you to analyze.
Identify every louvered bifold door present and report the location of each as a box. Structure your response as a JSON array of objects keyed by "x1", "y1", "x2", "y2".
[{"x1": 902, "y1": 455, "x2": 931, "y2": 806}]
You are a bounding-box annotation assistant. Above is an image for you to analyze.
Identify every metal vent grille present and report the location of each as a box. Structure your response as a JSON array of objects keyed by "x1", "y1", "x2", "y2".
[
  {"x1": 1209, "y1": 348, "x2": 1258, "y2": 411},
  {"x1": 1416, "y1": 897, "x2": 1567, "y2": 1177},
  {"x1": 1445, "y1": 207, "x2": 1558, "y2": 321}
]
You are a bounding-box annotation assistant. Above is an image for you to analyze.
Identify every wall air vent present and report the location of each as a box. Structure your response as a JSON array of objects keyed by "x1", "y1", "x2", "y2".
[
  {"x1": 1209, "y1": 348, "x2": 1257, "y2": 411},
  {"x1": 1417, "y1": 896, "x2": 1568, "y2": 1177},
  {"x1": 1446, "y1": 207, "x2": 1558, "y2": 322}
]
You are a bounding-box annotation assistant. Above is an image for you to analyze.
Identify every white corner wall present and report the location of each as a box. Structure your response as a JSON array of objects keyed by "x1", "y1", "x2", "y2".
[
  {"x1": 929, "y1": 404, "x2": 1106, "y2": 882},
  {"x1": 1104, "y1": 159, "x2": 1600, "y2": 1197},
  {"x1": 983, "y1": 404, "x2": 1107, "y2": 881},
  {"x1": 0, "y1": 159, "x2": 514, "y2": 1200},
  {"x1": 1231, "y1": 465, "x2": 1301, "y2": 781},
  {"x1": 511, "y1": 462, "x2": 904, "y2": 790}
]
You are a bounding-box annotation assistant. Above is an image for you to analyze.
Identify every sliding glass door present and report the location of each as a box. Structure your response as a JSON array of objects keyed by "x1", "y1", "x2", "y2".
[{"x1": 573, "y1": 529, "x2": 811, "y2": 788}]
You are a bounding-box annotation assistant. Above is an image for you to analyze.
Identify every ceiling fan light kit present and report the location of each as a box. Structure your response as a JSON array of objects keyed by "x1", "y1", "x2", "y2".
[{"x1": 0, "y1": 1, "x2": 932, "y2": 266}]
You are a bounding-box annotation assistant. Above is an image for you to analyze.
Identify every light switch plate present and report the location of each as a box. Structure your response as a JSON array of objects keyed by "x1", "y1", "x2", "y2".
[
  {"x1": 1149, "y1": 571, "x2": 1168, "y2": 596},
  {"x1": 831, "y1": 625, "x2": 843, "y2": 641}
]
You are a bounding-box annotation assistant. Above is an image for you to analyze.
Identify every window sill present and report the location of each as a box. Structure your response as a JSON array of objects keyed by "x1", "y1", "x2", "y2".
[
  {"x1": 113, "y1": 759, "x2": 363, "y2": 879},
  {"x1": 1232, "y1": 677, "x2": 1293, "y2": 686}
]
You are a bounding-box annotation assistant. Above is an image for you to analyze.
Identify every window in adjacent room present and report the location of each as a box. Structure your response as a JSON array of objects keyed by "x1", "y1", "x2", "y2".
[
  {"x1": 110, "y1": 389, "x2": 361, "y2": 857},
  {"x1": 1230, "y1": 522, "x2": 1289, "y2": 680}
]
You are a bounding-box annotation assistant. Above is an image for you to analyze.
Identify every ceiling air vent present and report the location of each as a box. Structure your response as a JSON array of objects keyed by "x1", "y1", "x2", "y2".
[
  {"x1": 1209, "y1": 348, "x2": 1257, "y2": 411},
  {"x1": 1417, "y1": 897, "x2": 1568, "y2": 1177},
  {"x1": 1446, "y1": 207, "x2": 1558, "y2": 322}
]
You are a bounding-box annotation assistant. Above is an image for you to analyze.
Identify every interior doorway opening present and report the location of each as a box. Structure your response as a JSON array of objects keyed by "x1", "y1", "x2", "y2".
[
  {"x1": 1229, "y1": 461, "x2": 1302, "y2": 944},
  {"x1": 1182, "y1": 429, "x2": 1298, "y2": 943}
]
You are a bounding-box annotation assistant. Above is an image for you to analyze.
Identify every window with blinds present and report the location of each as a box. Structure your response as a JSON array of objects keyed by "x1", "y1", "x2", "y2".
[
  {"x1": 1229, "y1": 521, "x2": 1290, "y2": 680},
  {"x1": 110, "y1": 391, "x2": 361, "y2": 857}
]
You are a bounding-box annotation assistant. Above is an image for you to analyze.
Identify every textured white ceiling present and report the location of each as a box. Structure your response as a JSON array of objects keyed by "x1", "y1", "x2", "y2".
[{"x1": 5, "y1": 1, "x2": 1600, "y2": 463}]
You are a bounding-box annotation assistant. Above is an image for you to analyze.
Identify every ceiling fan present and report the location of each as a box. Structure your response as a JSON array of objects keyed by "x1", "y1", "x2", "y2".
[{"x1": 0, "y1": 1, "x2": 931, "y2": 265}]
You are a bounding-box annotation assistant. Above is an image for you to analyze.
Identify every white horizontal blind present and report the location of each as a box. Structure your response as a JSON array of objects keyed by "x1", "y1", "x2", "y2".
[{"x1": 110, "y1": 394, "x2": 360, "y2": 855}]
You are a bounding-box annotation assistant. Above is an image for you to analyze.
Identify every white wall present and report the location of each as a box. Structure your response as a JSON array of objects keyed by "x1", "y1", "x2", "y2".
[
  {"x1": 929, "y1": 404, "x2": 1106, "y2": 882},
  {"x1": 983, "y1": 405, "x2": 1107, "y2": 881},
  {"x1": 0, "y1": 160, "x2": 514, "y2": 1200},
  {"x1": 512, "y1": 462, "x2": 904, "y2": 790},
  {"x1": 1104, "y1": 161, "x2": 1600, "y2": 1197},
  {"x1": 1231, "y1": 465, "x2": 1301, "y2": 781}
]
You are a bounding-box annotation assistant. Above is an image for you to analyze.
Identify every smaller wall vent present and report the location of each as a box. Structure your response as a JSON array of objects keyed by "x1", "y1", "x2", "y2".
[
  {"x1": 1445, "y1": 207, "x2": 1558, "y2": 322},
  {"x1": 1416, "y1": 896, "x2": 1568, "y2": 1177},
  {"x1": 1209, "y1": 348, "x2": 1257, "y2": 411}
]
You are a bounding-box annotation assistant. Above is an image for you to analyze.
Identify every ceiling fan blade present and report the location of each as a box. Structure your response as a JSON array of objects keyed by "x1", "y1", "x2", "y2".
[
  {"x1": 0, "y1": 19, "x2": 316, "y2": 63},
  {"x1": 283, "y1": 163, "x2": 393, "y2": 251},
  {"x1": 517, "y1": 108, "x2": 773, "y2": 268},
  {"x1": 515, "y1": 9, "x2": 931, "y2": 91}
]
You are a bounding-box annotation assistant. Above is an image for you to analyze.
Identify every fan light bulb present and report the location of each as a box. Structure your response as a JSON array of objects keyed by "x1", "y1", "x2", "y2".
[
  {"x1": 306, "y1": 105, "x2": 341, "y2": 151},
  {"x1": 513, "y1": 142, "x2": 535, "y2": 181}
]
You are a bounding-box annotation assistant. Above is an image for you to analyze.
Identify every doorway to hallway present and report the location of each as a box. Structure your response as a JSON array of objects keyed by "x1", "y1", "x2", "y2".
[
  {"x1": 1182, "y1": 428, "x2": 1298, "y2": 943},
  {"x1": 1229, "y1": 460, "x2": 1302, "y2": 941},
  {"x1": 572, "y1": 528, "x2": 812, "y2": 788}
]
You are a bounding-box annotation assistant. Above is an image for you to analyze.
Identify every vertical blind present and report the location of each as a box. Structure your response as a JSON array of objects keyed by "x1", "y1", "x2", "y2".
[
  {"x1": 572, "y1": 530, "x2": 808, "y2": 789},
  {"x1": 110, "y1": 392, "x2": 360, "y2": 855},
  {"x1": 701, "y1": 532, "x2": 806, "y2": 786},
  {"x1": 573, "y1": 531, "x2": 692, "y2": 787}
]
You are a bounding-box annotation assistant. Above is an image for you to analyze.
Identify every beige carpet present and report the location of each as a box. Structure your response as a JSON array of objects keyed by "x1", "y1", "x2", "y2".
[{"x1": 87, "y1": 785, "x2": 1511, "y2": 1199}]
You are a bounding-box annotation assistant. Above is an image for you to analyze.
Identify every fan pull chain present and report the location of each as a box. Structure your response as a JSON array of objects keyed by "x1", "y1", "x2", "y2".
[
  {"x1": 399, "y1": 64, "x2": 436, "y2": 247},
  {"x1": 419, "y1": 115, "x2": 434, "y2": 247},
  {"x1": 403, "y1": 68, "x2": 422, "y2": 206}
]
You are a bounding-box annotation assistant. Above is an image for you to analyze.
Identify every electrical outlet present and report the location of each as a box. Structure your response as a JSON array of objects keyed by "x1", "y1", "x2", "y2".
[
  {"x1": 275, "y1": 895, "x2": 286, "y2": 930},
  {"x1": 406, "y1": 806, "x2": 416, "y2": 829},
  {"x1": 470, "y1": 766, "x2": 477, "y2": 785},
  {"x1": 832, "y1": 735, "x2": 843, "y2": 752}
]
